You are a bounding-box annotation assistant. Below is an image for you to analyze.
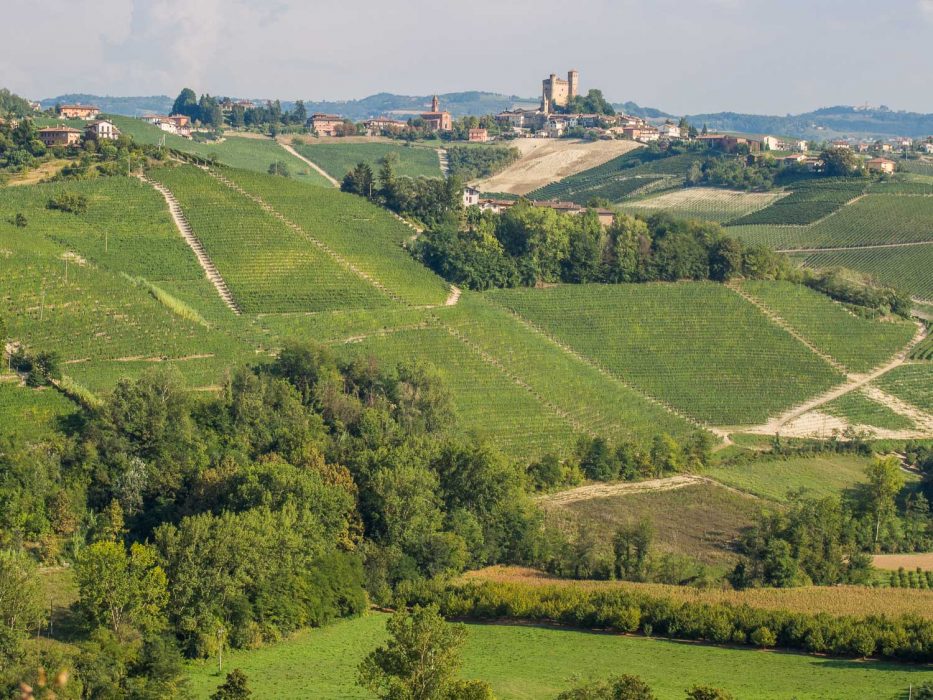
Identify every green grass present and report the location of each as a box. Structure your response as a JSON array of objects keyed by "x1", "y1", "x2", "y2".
[
  {"x1": 740, "y1": 280, "x2": 916, "y2": 372},
  {"x1": 292, "y1": 141, "x2": 442, "y2": 180},
  {"x1": 0, "y1": 382, "x2": 78, "y2": 441},
  {"x1": 184, "y1": 612, "x2": 928, "y2": 699},
  {"x1": 798, "y1": 245, "x2": 933, "y2": 302},
  {"x1": 107, "y1": 116, "x2": 332, "y2": 185},
  {"x1": 707, "y1": 454, "x2": 873, "y2": 501},
  {"x1": 873, "y1": 364, "x2": 933, "y2": 413},
  {"x1": 823, "y1": 390, "x2": 917, "y2": 431},
  {"x1": 488, "y1": 283, "x2": 843, "y2": 426},
  {"x1": 220, "y1": 168, "x2": 450, "y2": 306},
  {"x1": 337, "y1": 326, "x2": 578, "y2": 457},
  {"x1": 621, "y1": 188, "x2": 784, "y2": 223},
  {"x1": 146, "y1": 164, "x2": 393, "y2": 313},
  {"x1": 547, "y1": 481, "x2": 765, "y2": 568}
]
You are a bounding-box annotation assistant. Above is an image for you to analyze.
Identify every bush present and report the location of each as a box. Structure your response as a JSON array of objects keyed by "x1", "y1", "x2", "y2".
[
  {"x1": 47, "y1": 192, "x2": 88, "y2": 214},
  {"x1": 749, "y1": 626, "x2": 776, "y2": 648}
]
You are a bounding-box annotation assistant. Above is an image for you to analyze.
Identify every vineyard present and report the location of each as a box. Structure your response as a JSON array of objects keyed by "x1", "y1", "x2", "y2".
[
  {"x1": 621, "y1": 187, "x2": 785, "y2": 223},
  {"x1": 290, "y1": 140, "x2": 442, "y2": 180},
  {"x1": 219, "y1": 168, "x2": 450, "y2": 306},
  {"x1": 822, "y1": 390, "x2": 917, "y2": 431},
  {"x1": 107, "y1": 116, "x2": 332, "y2": 185},
  {"x1": 798, "y1": 244, "x2": 933, "y2": 301},
  {"x1": 488, "y1": 283, "x2": 844, "y2": 425},
  {"x1": 146, "y1": 164, "x2": 394, "y2": 313},
  {"x1": 727, "y1": 178, "x2": 866, "y2": 226},
  {"x1": 739, "y1": 280, "x2": 916, "y2": 372},
  {"x1": 872, "y1": 363, "x2": 933, "y2": 413}
]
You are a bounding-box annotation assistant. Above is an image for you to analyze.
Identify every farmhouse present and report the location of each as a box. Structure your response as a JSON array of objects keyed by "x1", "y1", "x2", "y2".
[
  {"x1": 462, "y1": 185, "x2": 481, "y2": 207},
  {"x1": 58, "y1": 104, "x2": 100, "y2": 120},
  {"x1": 38, "y1": 126, "x2": 82, "y2": 147},
  {"x1": 420, "y1": 95, "x2": 452, "y2": 132},
  {"x1": 866, "y1": 157, "x2": 896, "y2": 175},
  {"x1": 468, "y1": 128, "x2": 489, "y2": 143},
  {"x1": 310, "y1": 113, "x2": 345, "y2": 136},
  {"x1": 622, "y1": 125, "x2": 659, "y2": 142},
  {"x1": 541, "y1": 70, "x2": 579, "y2": 113},
  {"x1": 363, "y1": 117, "x2": 407, "y2": 135},
  {"x1": 85, "y1": 120, "x2": 120, "y2": 141},
  {"x1": 658, "y1": 122, "x2": 681, "y2": 139}
]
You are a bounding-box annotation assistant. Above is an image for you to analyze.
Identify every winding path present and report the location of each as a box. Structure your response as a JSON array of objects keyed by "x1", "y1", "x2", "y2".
[{"x1": 278, "y1": 141, "x2": 340, "y2": 187}]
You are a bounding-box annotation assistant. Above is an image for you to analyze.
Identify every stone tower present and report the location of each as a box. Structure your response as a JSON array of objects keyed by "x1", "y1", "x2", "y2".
[
  {"x1": 431, "y1": 95, "x2": 439, "y2": 112},
  {"x1": 568, "y1": 70, "x2": 579, "y2": 100}
]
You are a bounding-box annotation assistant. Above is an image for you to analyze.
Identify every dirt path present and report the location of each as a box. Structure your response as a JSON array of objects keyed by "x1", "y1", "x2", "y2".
[
  {"x1": 861, "y1": 384, "x2": 933, "y2": 432},
  {"x1": 437, "y1": 148, "x2": 449, "y2": 176},
  {"x1": 278, "y1": 142, "x2": 340, "y2": 187},
  {"x1": 539, "y1": 474, "x2": 706, "y2": 506},
  {"x1": 476, "y1": 139, "x2": 642, "y2": 195},
  {"x1": 138, "y1": 173, "x2": 241, "y2": 315},
  {"x1": 742, "y1": 321, "x2": 929, "y2": 437},
  {"x1": 777, "y1": 240, "x2": 933, "y2": 254},
  {"x1": 444, "y1": 285, "x2": 461, "y2": 306}
]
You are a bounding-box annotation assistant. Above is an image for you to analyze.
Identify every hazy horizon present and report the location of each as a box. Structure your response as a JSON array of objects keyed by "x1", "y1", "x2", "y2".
[{"x1": 4, "y1": 0, "x2": 933, "y2": 115}]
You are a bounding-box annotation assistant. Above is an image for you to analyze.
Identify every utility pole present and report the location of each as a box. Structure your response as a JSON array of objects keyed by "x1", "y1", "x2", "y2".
[{"x1": 39, "y1": 289, "x2": 45, "y2": 322}]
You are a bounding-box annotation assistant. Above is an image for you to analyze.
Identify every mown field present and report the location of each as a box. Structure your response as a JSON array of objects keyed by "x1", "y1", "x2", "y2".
[
  {"x1": 706, "y1": 453, "x2": 873, "y2": 501},
  {"x1": 183, "y1": 612, "x2": 927, "y2": 700},
  {"x1": 488, "y1": 283, "x2": 843, "y2": 426},
  {"x1": 291, "y1": 140, "x2": 442, "y2": 180},
  {"x1": 107, "y1": 116, "x2": 332, "y2": 185}
]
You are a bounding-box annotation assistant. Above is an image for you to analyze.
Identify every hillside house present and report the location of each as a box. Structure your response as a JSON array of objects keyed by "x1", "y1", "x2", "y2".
[
  {"x1": 363, "y1": 117, "x2": 407, "y2": 135},
  {"x1": 696, "y1": 134, "x2": 761, "y2": 153},
  {"x1": 622, "y1": 125, "x2": 659, "y2": 142},
  {"x1": 310, "y1": 113, "x2": 345, "y2": 136},
  {"x1": 924, "y1": 142, "x2": 933, "y2": 154},
  {"x1": 462, "y1": 185, "x2": 481, "y2": 207},
  {"x1": 420, "y1": 95, "x2": 452, "y2": 132},
  {"x1": 659, "y1": 122, "x2": 681, "y2": 139},
  {"x1": 38, "y1": 126, "x2": 82, "y2": 147},
  {"x1": 85, "y1": 120, "x2": 120, "y2": 141},
  {"x1": 58, "y1": 104, "x2": 100, "y2": 119},
  {"x1": 468, "y1": 128, "x2": 489, "y2": 143},
  {"x1": 866, "y1": 157, "x2": 896, "y2": 175},
  {"x1": 762, "y1": 135, "x2": 782, "y2": 150}
]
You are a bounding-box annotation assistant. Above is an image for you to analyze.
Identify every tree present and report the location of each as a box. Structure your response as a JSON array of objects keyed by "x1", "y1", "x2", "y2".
[
  {"x1": 819, "y1": 147, "x2": 861, "y2": 177},
  {"x1": 342, "y1": 161, "x2": 375, "y2": 199},
  {"x1": 557, "y1": 674, "x2": 656, "y2": 700},
  {"x1": 211, "y1": 669, "x2": 252, "y2": 700},
  {"x1": 268, "y1": 160, "x2": 291, "y2": 177},
  {"x1": 613, "y1": 520, "x2": 653, "y2": 581},
  {"x1": 75, "y1": 540, "x2": 168, "y2": 636},
  {"x1": 171, "y1": 88, "x2": 198, "y2": 119},
  {"x1": 358, "y1": 604, "x2": 491, "y2": 700},
  {"x1": 685, "y1": 687, "x2": 734, "y2": 700},
  {"x1": 0, "y1": 549, "x2": 45, "y2": 666},
  {"x1": 861, "y1": 455, "x2": 905, "y2": 549}
]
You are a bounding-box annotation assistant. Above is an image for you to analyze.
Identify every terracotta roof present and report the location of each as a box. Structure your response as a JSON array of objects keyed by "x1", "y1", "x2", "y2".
[{"x1": 39, "y1": 126, "x2": 82, "y2": 133}]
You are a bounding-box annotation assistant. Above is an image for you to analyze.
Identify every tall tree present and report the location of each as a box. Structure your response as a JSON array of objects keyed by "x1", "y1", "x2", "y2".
[
  {"x1": 861, "y1": 456, "x2": 906, "y2": 549},
  {"x1": 171, "y1": 88, "x2": 198, "y2": 119}
]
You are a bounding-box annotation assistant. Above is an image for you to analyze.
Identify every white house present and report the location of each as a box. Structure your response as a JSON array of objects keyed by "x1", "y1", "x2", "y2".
[
  {"x1": 85, "y1": 120, "x2": 120, "y2": 141},
  {"x1": 462, "y1": 186, "x2": 481, "y2": 208},
  {"x1": 762, "y1": 135, "x2": 782, "y2": 150},
  {"x1": 658, "y1": 122, "x2": 681, "y2": 139}
]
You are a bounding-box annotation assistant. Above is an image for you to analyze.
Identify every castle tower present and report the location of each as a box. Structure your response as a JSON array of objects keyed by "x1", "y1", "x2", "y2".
[
  {"x1": 568, "y1": 70, "x2": 579, "y2": 100},
  {"x1": 431, "y1": 95, "x2": 439, "y2": 112}
]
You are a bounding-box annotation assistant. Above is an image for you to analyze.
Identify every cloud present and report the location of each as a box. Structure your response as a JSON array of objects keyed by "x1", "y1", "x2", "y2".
[{"x1": 921, "y1": 0, "x2": 933, "y2": 20}]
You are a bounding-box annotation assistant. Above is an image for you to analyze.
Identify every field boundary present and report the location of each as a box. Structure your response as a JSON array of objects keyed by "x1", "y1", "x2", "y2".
[
  {"x1": 277, "y1": 142, "x2": 340, "y2": 186},
  {"x1": 137, "y1": 173, "x2": 242, "y2": 315},
  {"x1": 777, "y1": 239, "x2": 933, "y2": 253}
]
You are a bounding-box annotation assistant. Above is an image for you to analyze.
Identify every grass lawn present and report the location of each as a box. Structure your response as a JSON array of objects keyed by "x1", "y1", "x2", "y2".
[
  {"x1": 183, "y1": 613, "x2": 927, "y2": 700},
  {"x1": 706, "y1": 453, "x2": 873, "y2": 502}
]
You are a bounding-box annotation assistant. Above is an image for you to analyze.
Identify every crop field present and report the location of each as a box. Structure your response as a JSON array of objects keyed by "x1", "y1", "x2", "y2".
[
  {"x1": 184, "y1": 612, "x2": 924, "y2": 700},
  {"x1": 0, "y1": 382, "x2": 77, "y2": 441},
  {"x1": 107, "y1": 116, "x2": 332, "y2": 185},
  {"x1": 798, "y1": 245, "x2": 933, "y2": 301},
  {"x1": 254, "y1": 306, "x2": 433, "y2": 346},
  {"x1": 728, "y1": 178, "x2": 866, "y2": 226},
  {"x1": 621, "y1": 187, "x2": 786, "y2": 223},
  {"x1": 438, "y1": 294, "x2": 698, "y2": 443},
  {"x1": 147, "y1": 164, "x2": 393, "y2": 313},
  {"x1": 543, "y1": 480, "x2": 765, "y2": 567},
  {"x1": 337, "y1": 326, "x2": 579, "y2": 456},
  {"x1": 873, "y1": 363, "x2": 933, "y2": 413},
  {"x1": 822, "y1": 390, "x2": 917, "y2": 431},
  {"x1": 706, "y1": 453, "x2": 872, "y2": 501},
  {"x1": 220, "y1": 168, "x2": 450, "y2": 306},
  {"x1": 488, "y1": 283, "x2": 843, "y2": 426},
  {"x1": 739, "y1": 281, "x2": 916, "y2": 372},
  {"x1": 291, "y1": 140, "x2": 442, "y2": 180},
  {"x1": 909, "y1": 332, "x2": 933, "y2": 360}
]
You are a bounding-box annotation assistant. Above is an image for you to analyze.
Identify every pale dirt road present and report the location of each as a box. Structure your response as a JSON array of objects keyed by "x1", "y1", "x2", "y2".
[
  {"x1": 476, "y1": 139, "x2": 642, "y2": 195},
  {"x1": 278, "y1": 142, "x2": 340, "y2": 187}
]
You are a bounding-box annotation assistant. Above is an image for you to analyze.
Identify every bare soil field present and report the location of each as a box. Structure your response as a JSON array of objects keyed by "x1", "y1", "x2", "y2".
[
  {"x1": 476, "y1": 139, "x2": 642, "y2": 195},
  {"x1": 872, "y1": 553, "x2": 933, "y2": 570}
]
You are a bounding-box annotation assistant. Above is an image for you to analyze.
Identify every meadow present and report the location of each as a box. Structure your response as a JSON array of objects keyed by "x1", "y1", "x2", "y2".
[
  {"x1": 739, "y1": 280, "x2": 916, "y2": 372},
  {"x1": 0, "y1": 381, "x2": 77, "y2": 441},
  {"x1": 488, "y1": 283, "x2": 843, "y2": 426},
  {"x1": 107, "y1": 116, "x2": 333, "y2": 185},
  {"x1": 183, "y1": 612, "x2": 927, "y2": 700},
  {"x1": 291, "y1": 140, "x2": 443, "y2": 180}
]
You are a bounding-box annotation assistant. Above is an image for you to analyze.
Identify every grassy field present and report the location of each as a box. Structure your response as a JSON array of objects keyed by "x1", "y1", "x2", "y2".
[
  {"x1": 183, "y1": 612, "x2": 927, "y2": 700},
  {"x1": 621, "y1": 187, "x2": 784, "y2": 223},
  {"x1": 291, "y1": 140, "x2": 442, "y2": 180},
  {"x1": 107, "y1": 116, "x2": 332, "y2": 185},
  {"x1": 542, "y1": 481, "x2": 765, "y2": 567},
  {"x1": 706, "y1": 453, "x2": 872, "y2": 501},
  {"x1": 488, "y1": 282, "x2": 843, "y2": 426},
  {"x1": 739, "y1": 280, "x2": 916, "y2": 372},
  {"x1": 0, "y1": 381, "x2": 78, "y2": 441}
]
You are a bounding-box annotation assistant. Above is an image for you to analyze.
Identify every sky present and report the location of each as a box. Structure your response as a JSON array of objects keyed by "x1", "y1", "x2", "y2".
[{"x1": 3, "y1": 0, "x2": 933, "y2": 115}]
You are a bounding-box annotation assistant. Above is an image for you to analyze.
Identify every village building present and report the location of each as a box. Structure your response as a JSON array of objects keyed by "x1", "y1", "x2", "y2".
[
  {"x1": 866, "y1": 157, "x2": 896, "y2": 175},
  {"x1": 310, "y1": 113, "x2": 345, "y2": 136},
  {"x1": 924, "y1": 142, "x2": 933, "y2": 154},
  {"x1": 38, "y1": 126, "x2": 82, "y2": 147},
  {"x1": 462, "y1": 185, "x2": 481, "y2": 207},
  {"x1": 622, "y1": 125, "x2": 659, "y2": 142},
  {"x1": 761, "y1": 135, "x2": 783, "y2": 150},
  {"x1": 58, "y1": 104, "x2": 100, "y2": 120},
  {"x1": 85, "y1": 120, "x2": 120, "y2": 141},
  {"x1": 541, "y1": 70, "x2": 579, "y2": 113},
  {"x1": 830, "y1": 140, "x2": 851, "y2": 150},
  {"x1": 363, "y1": 117, "x2": 407, "y2": 135},
  {"x1": 468, "y1": 128, "x2": 489, "y2": 143},
  {"x1": 420, "y1": 96, "x2": 452, "y2": 132},
  {"x1": 658, "y1": 122, "x2": 682, "y2": 139},
  {"x1": 696, "y1": 134, "x2": 761, "y2": 153}
]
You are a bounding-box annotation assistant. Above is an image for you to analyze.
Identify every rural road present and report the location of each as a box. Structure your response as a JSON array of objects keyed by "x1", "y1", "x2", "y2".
[{"x1": 278, "y1": 142, "x2": 340, "y2": 187}]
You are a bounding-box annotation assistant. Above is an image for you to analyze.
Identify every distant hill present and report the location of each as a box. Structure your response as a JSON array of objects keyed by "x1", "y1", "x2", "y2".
[
  {"x1": 684, "y1": 105, "x2": 933, "y2": 139},
  {"x1": 613, "y1": 101, "x2": 673, "y2": 119},
  {"x1": 297, "y1": 91, "x2": 537, "y2": 119},
  {"x1": 40, "y1": 94, "x2": 174, "y2": 116}
]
